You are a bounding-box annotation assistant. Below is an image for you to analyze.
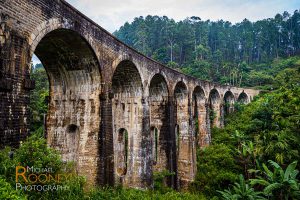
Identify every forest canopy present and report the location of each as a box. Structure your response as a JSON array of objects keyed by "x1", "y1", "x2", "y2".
[{"x1": 114, "y1": 10, "x2": 300, "y2": 87}]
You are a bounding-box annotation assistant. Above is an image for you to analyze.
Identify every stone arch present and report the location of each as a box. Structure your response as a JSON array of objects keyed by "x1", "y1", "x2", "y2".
[
  {"x1": 149, "y1": 73, "x2": 169, "y2": 174},
  {"x1": 29, "y1": 18, "x2": 99, "y2": 64},
  {"x1": 33, "y1": 28, "x2": 102, "y2": 184},
  {"x1": 148, "y1": 71, "x2": 170, "y2": 95},
  {"x1": 112, "y1": 60, "x2": 143, "y2": 98},
  {"x1": 149, "y1": 73, "x2": 169, "y2": 101},
  {"x1": 112, "y1": 60, "x2": 143, "y2": 187},
  {"x1": 238, "y1": 92, "x2": 249, "y2": 104},
  {"x1": 174, "y1": 81, "x2": 192, "y2": 188},
  {"x1": 224, "y1": 91, "x2": 235, "y2": 115},
  {"x1": 174, "y1": 82, "x2": 188, "y2": 137},
  {"x1": 174, "y1": 81, "x2": 188, "y2": 101},
  {"x1": 192, "y1": 86, "x2": 208, "y2": 147},
  {"x1": 209, "y1": 89, "x2": 221, "y2": 127},
  {"x1": 192, "y1": 86, "x2": 206, "y2": 117}
]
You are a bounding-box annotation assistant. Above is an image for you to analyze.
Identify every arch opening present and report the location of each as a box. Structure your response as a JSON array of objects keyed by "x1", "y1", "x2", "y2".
[
  {"x1": 208, "y1": 89, "x2": 221, "y2": 128},
  {"x1": 149, "y1": 74, "x2": 169, "y2": 174},
  {"x1": 192, "y1": 86, "x2": 208, "y2": 147},
  {"x1": 149, "y1": 74, "x2": 169, "y2": 102},
  {"x1": 112, "y1": 60, "x2": 143, "y2": 186},
  {"x1": 174, "y1": 81, "x2": 187, "y2": 102},
  {"x1": 224, "y1": 91, "x2": 235, "y2": 115},
  {"x1": 30, "y1": 28, "x2": 102, "y2": 184},
  {"x1": 174, "y1": 81, "x2": 191, "y2": 187},
  {"x1": 174, "y1": 81, "x2": 188, "y2": 140},
  {"x1": 238, "y1": 92, "x2": 249, "y2": 104},
  {"x1": 112, "y1": 60, "x2": 143, "y2": 98}
]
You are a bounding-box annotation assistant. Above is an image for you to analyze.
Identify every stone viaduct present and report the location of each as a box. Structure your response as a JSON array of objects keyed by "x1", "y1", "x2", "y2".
[{"x1": 0, "y1": 0, "x2": 259, "y2": 189}]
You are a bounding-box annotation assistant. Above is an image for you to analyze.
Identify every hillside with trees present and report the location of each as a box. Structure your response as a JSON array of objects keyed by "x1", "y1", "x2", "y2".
[
  {"x1": 114, "y1": 10, "x2": 300, "y2": 88},
  {"x1": 0, "y1": 10, "x2": 299, "y2": 200}
]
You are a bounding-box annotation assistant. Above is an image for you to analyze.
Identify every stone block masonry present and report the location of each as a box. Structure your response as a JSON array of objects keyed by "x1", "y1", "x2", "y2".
[{"x1": 0, "y1": 0, "x2": 260, "y2": 189}]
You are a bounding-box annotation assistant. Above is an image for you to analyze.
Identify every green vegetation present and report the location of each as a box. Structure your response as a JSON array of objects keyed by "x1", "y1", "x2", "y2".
[
  {"x1": 193, "y1": 57, "x2": 300, "y2": 199},
  {"x1": 114, "y1": 11, "x2": 300, "y2": 87},
  {"x1": 5, "y1": 56, "x2": 295, "y2": 199},
  {"x1": 0, "y1": 133, "x2": 207, "y2": 199},
  {"x1": 30, "y1": 65, "x2": 49, "y2": 133},
  {"x1": 1, "y1": 10, "x2": 300, "y2": 199}
]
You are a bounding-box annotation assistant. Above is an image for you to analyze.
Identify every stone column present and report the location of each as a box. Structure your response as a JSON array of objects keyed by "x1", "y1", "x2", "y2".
[
  {"x1": 220, "y1": 102, "x2": 225, "y2": 128},
  {"x1": 188, "y1": 95, "x2": 197, "y2": 185},
  {"x1": 97, "y1": 86, "x2": 115, "y2": 186},
  {"x1": 140, "y1": 97, "x2": 152, "y2": 188},
  {"x1": 0, "y1": 24, "x2": 35, "y2": 148},
  {"x1": 205, "y1": 102, "x2": 211, "y2": 145},
  {"x1": 167, "y1": 96, "x2": 177, "y2": 189}
]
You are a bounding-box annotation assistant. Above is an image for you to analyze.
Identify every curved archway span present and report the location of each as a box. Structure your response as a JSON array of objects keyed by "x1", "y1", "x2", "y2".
[
  {"x1": 208, "y1": 89, "x2": 221, "y2": 128},
  {"x1": 192, "y1": 86, "x2": 208, "y2": 147},
  {"x1": 112, "y1": 60, "x2": 143, "y2": 98},
  {"x1": 209, "y1": 89, "x2": 220, "y2": 104},
  {"x1": 112, "y1": 60, "x2": 144, "y2": 186},
  {"x1": 224, "y1": 91, "x2": 235, "y2": 115},
  {"x1": 149, "y1": 74, "x2": 169, "y2": 176},
  {"x1": 33, "y1": 28, "x2": 102, "y2": 184},
  {"x1": 174, "y1": 81, "x2": 188, "y2": 101},
  {"x1": 149, "y1": 73, "x2": 169, "y2": 101},
  {"x1": 174, "y1": 81, "x2": 191, "y2": 186},
  {"x1": 192, "y1": 86, "x2": 206, "y2": 113},
  {"x1": 238, "y1": 92, "x2": 249, "y2": 104}
]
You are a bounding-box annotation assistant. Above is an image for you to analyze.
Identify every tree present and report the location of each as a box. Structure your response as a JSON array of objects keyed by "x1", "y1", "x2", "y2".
[
  {"x1": 250, "y1": 160, "x2": 300, "y2": 200},
  {"x1": 218, "y1": 175, "x2": 265, "y2": 200}
]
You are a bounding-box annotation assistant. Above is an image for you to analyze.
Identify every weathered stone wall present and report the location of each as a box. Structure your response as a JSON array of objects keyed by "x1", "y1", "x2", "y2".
[{"x1": 0, "y1": 0, "x2": 260, "y2": 189}]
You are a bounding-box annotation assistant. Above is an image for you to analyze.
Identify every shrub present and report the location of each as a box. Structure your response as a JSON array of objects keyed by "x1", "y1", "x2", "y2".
[{"x1": 190, "y1": 144, "x2": 240, "y2": 197}]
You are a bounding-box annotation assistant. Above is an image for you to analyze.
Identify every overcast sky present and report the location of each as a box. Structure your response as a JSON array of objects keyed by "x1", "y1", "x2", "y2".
[{"x1": 66, "y1": 0, "x2": 300, "y2": 33}]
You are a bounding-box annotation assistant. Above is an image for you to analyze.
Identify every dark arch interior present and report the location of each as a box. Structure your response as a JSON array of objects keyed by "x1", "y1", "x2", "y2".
[
  {"x1": 209, "y1": 89, "x2": 220, "y2": 104},
  {"x1": 149, "y1": 74, "x2": 169, "y2": 101},
  {"x1": 67, "y1": 124, "x2": 78, "y2": 133},
  {"x1": 35, "y1": 29, "x2": 99, "y2": 78},
  {"x1": 32, "y1": 28, "x2": 101, "y2": 132},
  {"x1": 174, "y1": 81, "x2": 187, "y2": 101},
  {"x1": 238, "y1": 92, "x2": 249, "y2": 103},
  {"x1": 193, "y1": 86, "x2": 205, "y2": 100},
  {"x1": 31, "y1": 28, "x2": 102, "y2": 167},
  {"x1": 224, "y1": 91, "x2": 235, "y2": 115},
  {"x1": 193, "y1": 86, "x2": 206, "y2": 114},
  {"x1": 224, "y1": 91, "x2": 234, "y2": 101},
  {"x1": 112, "y1": 60, "x2": 143, "y2": 97}
]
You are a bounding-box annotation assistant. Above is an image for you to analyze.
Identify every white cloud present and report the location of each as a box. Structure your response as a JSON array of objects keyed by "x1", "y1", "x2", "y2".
[{"x1": 67, "y1": 0, "x2": 299, "y2": 32}]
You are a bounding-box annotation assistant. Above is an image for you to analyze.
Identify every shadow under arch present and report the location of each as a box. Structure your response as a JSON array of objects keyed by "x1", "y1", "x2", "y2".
[
  {"x1": 111, "y1": 59, "x2": 145, "y2": 187},
  {"x1": 224, "y1": 91, "x2": 235, "y2": 115},
  {"x1": 112, "y1": 60, "x2": 143, "y2": 98},
  {"x1": 149, "y1": 73, "x2": 171, "y2": 186},
  {"x1": 192, "y1": 86, "x2": 208, "y2": 147},
  {"x1": 173, "y1": 81, "x2": 192, "y2": 188},
  {"x1": 208, "y1": 88, "x2": 221, "y2": 128},
  {"x1": 238, "y1": 92, "x2": 249, "y2": 104},
  {"x1": 33, "y1": 28, "x2": 102, "y2": 185}
]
